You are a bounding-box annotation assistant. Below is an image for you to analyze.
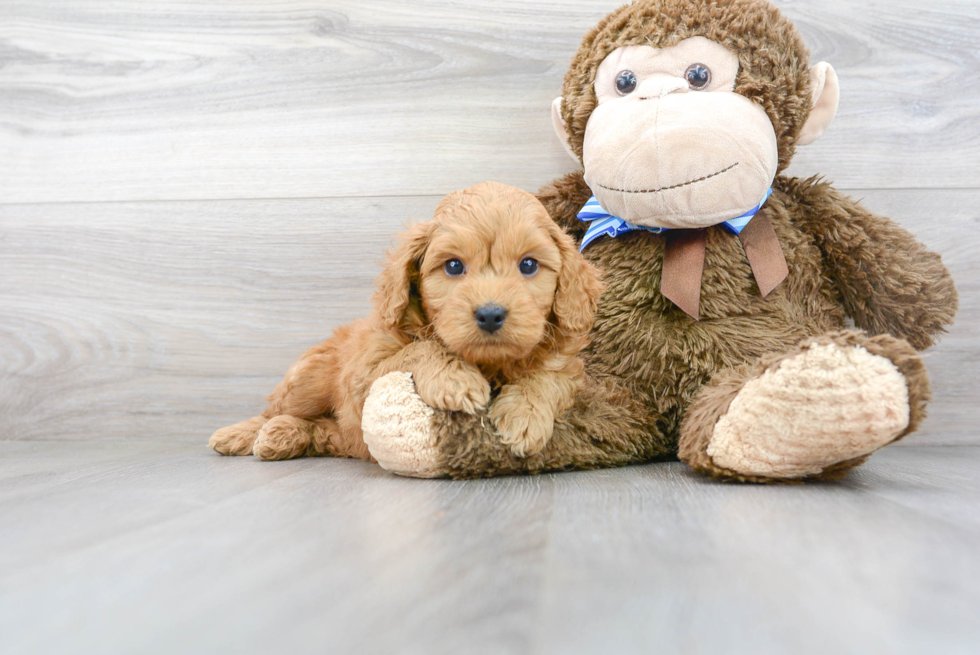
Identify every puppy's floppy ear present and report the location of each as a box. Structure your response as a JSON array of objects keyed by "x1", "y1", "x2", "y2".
[
  {"x1": 374, "y1": 220, "x2": 436, "y2": 333},
  {"x1": 545, "y1": 220, "x2": 604, "y2": 336}
]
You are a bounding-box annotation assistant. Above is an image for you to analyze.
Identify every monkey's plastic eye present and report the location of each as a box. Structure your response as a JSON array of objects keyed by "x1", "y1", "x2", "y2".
[
  {"x1": 519, "y1": 258, "x2": 539, "y2": 276},
  {"x1": 444, "y1": 259, "x2": 465, "y2": 276},
  {"x1": 615, "y1": 70, "x2": 637, "y2": 95},
  {"x1": 685, "y1": 64, "x2": 711, "y2": 90}
]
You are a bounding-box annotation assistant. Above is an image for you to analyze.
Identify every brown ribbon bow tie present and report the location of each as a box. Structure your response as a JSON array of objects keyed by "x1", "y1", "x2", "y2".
[{"x1": 660, "y1": 207, "x2": 789, "y2": 320}]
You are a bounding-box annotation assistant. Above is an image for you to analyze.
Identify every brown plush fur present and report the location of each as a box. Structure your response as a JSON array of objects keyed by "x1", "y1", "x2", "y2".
[
  {"x1": 388, "y1": 0, "x2": 958, "y2": 481},
  {"x1": 209, "y1": 182, "x2": 603, "y2": 461}
]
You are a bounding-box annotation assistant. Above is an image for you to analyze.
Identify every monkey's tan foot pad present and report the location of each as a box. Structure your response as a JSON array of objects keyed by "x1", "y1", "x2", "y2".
[
  {"x1": 707, "y1": 342, "x2": 911, "y2": 479},
  {"x1": 362, "y1": 372, "x2": 448, "y2": 478}
]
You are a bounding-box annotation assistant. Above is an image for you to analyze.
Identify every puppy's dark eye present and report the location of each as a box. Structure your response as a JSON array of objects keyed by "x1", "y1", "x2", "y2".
[
  {"x1": 685, "y1": 64, "x2": 711, "y2": 90},
  {"x1": 519, "y1": 258, "x2": 539, "y2": 276},
  {"x1": 615, "y1": 70, "x2": 637, "y2": 95},
  {"x1": 444, "y1": 259, "x2": 465, "y2": 277}
]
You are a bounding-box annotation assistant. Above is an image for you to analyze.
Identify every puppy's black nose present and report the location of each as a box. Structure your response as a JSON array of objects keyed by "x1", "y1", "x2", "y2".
[{"x1": 474, "y1": 304, "x2": 507, "y2": 334}]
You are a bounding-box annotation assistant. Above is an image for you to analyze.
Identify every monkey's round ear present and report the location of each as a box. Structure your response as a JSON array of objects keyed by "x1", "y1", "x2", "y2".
[
  {"x1": 798, "y1": 62, "x2": 840, "y2": 146},
  {"x1": 551, "y1": 97, "x2": 580, "y2": 162}
]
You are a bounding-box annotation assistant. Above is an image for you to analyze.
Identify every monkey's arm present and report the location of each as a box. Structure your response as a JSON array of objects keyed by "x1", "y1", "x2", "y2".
[
  {"x1": 536, "y1": 170, "x2": 593, "y2": 238},
  {"x1": 782, "y1": 176, "x2": 958, "y2": 350}
]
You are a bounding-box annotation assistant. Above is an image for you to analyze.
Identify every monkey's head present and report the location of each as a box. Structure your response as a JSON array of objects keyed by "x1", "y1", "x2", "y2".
[{"x1": 552, "y1": 0, "x2": 838, "y2": 229}]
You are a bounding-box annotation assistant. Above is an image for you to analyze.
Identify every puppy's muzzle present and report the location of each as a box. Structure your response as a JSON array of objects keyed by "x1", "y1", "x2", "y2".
[{"x1": 474, "y1": 304, "x2": 507, "y2": 334}]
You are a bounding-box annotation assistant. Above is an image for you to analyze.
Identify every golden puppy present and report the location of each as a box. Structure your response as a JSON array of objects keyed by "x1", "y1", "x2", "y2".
[{"x1": 208, "y1": 181, "x2": 603, "y2": 461}]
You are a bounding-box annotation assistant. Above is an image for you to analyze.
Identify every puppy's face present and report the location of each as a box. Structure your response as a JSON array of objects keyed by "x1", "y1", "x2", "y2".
[
  {"x1": 374, "y1": 182, "x2": 603, "y2": 367},
  {"x1": 419, "y1": 190, "x2": 562, "y2": 364}
]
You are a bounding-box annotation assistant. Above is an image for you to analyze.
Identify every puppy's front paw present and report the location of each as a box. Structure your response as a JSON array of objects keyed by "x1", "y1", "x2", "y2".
[
  {"x1": 489, "y1": 385, "x2": 553, "y2": 458},
  {"x1": 414, "y1": 360, "x2": 491, "y2": 414}
]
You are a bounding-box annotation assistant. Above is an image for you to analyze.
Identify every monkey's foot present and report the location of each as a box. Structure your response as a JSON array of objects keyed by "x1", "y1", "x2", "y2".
[
  {"x1": 679, "y1": 332, "x2": 929, "y2": 482},
  {"x1": 361, "y1": 372, "x2": 447, "y2": 478}
]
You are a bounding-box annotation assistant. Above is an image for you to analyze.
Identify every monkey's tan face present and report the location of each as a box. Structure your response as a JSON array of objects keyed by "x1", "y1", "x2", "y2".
[{"x1": 579, "y1": 37, "x2": 779, "y2": 229}]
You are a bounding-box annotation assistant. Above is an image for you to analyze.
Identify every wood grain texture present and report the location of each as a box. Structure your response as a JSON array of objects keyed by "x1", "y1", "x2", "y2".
[
  {"x1": 0, "y1": 0, "x2": 978, "y2": 204},
  {"x1": 1, "y1": 442, "x2": 978, "y2": 655},
  {"x1": 0, "y1": 189, "x2": 975, "y2": 445},
  {"x1": 0, "y1": 195, "x2": 442, "y2": 441}
]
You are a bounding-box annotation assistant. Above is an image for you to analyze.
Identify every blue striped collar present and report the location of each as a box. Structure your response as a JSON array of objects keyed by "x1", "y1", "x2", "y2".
[{"x1": 578, "y1": 188, "x2": 773, "y2": 252}]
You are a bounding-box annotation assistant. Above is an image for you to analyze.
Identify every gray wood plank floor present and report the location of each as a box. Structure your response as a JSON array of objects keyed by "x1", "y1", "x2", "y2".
[{"x1": 1, "y1": 442, "x2": 979, "y2": 655}]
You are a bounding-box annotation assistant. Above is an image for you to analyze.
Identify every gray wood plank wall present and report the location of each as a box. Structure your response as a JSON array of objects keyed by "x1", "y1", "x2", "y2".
[{"x1": 1, "y1": 0, "x2": 978, "y2": 445}]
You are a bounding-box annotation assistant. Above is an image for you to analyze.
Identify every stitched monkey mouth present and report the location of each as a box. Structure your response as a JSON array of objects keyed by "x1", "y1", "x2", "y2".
[{"x1": 597, "y1": 162, "x2": 739, "y2": 194}]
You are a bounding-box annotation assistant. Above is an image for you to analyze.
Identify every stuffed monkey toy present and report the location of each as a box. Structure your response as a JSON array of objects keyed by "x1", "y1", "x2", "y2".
[{"x1": 361, "y1": 0, "x2": 958, "y2": 482}]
